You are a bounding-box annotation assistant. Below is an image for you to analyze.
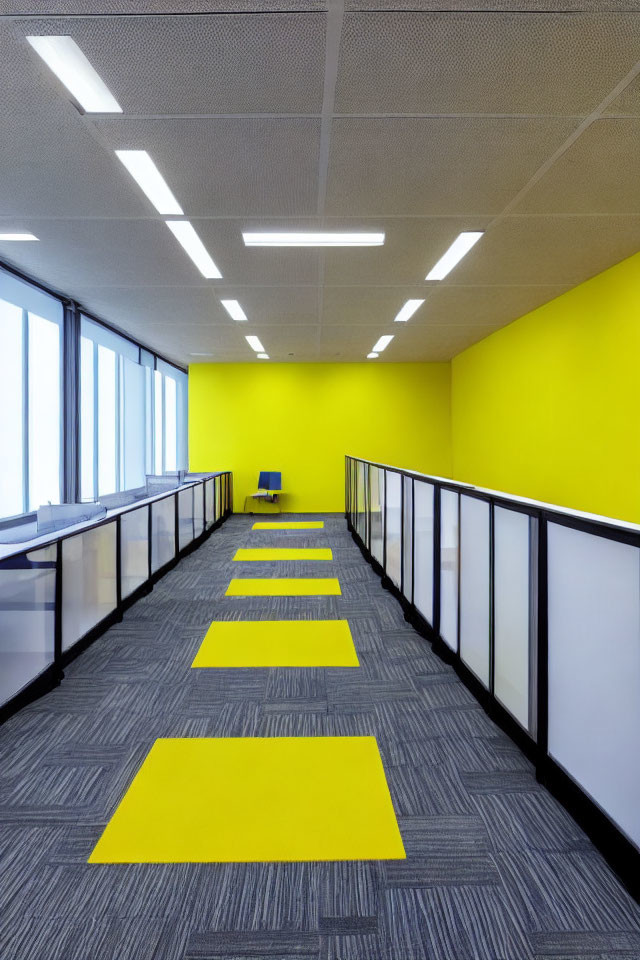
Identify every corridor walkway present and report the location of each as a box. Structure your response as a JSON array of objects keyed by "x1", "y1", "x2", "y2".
[{"x1": 1, "y1": 514, "x2": 640, "y2": 959}]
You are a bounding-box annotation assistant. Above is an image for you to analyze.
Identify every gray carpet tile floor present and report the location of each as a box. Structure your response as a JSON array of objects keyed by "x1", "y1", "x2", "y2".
[{"x1": 1, "y1": 513, "x2": 640, "y2": 960}]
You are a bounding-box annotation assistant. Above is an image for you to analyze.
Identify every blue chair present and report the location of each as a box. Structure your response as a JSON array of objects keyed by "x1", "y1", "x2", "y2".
[{"x1": 245, "y1": 471, "x2": 283, "y2": 513}]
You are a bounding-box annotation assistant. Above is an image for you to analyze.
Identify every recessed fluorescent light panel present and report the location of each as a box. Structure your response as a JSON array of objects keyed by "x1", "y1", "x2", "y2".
[
  {"x1": 394, "y1": 299, "x2": 425, "y2": 323},
  {"x1": 165, "y1": 221, "x2": 222, "y2": 279},
  {"x1": 243, "y1": 232, "x2": 385, "y2": 247},
  {"x1": 367, "y1": 352, "x2": 379, "y2": 359},
  {"x1": 0, "y1": 233, "x2": 39, "y2": 241},
  {"x1": 220, "y1": 300, "x2": 248, "y2": 323},
  {"x1": 116, "y1": 151, "x2": 183, "y2": 215},
  {"x1": 26, "y1": 36, "x2": 122, "y2": 113},
  {"x1": 257, "y1": 353, "x2": 269, "y2": 359},
  {"x1": 372, "y1": 335, "x2": 394, "y2": 353},
  {"x1": 245, "y1": 336, "x2": 265, "y2": 353},
  {"x1": 425, "y1": 231, "x2": 483, "y2": 281}
]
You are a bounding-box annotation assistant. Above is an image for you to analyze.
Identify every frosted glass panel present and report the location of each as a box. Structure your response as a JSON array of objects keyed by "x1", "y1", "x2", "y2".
[
  {"x1": 178, "y1": 487, "x2": 194, "y2": 550},
  {"x1": 80, "y1": 336, "x2": 95, "y2": 502},
  {"x1": 385, "y1": 471, "x2": 401, "y2": 589},
  {"x1": 0, "y1": 546, "x2": 56, "y2": 706},
  {"x1": 494, "y1": 507, "x2": 532, "y2": 730},
  {"x1": 62, "y1": 523, "x2": 117, "y2": 651},
  {"x1": 0, "y1": 298, "x2": 24, "y2": 519},
  {"x1": 414, "y1": 481, "x2": 434, "y2": 624},
  {"x1": 548, "y1": 523, "x2": 640, "y2": 849},
  {"x1": 440, "y1": 489, "x2": 459, "y2": 650},
  {"x1": 120, "y1": 506, "x2": 149, "y2": 599},
  {"x1": 151, "y1": 496, "x2": 175, "y2": 572},
  {"x1": 402, "y1": 475, "x2": 413, "y2": 601},
  {"x1": 205, "y1": 478, "x2": 214, "y2": 527},
  {"x1": 122, "y1": 358, "x2": 146, "y2": 491},
  {"x1": 97, "y1": 345, "x2": 117, "y2": 497},
  {"x1": 355, "y1": 461, "x2": 366, "y2": 541},
  {"x1": 459, "y1": 496, "x2": 490, "y2": 687},
  {"x1": 370, "y1": 466, "x2": 384, "y2": 565},
  {"x1": 215, "y1": 476, "x2": 221, "y2": 521},
  {"x1": 193, "y1": 483, "x2": 205, "y2": 537},
  {"x1": 28, "y1": 312, "x2": 61, "y2": 510}
]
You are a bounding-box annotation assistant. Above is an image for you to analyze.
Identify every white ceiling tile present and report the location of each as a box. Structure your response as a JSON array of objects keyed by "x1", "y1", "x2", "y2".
[
  {"x1": 95, "y1": 118, "x2": 320, "y2": 217},
  {"x1": 325, "y1": 118, "x2": 577, "y2": 216},
  {"x1": 18, "y1": 14, "x2": 326, "y2": 114}
]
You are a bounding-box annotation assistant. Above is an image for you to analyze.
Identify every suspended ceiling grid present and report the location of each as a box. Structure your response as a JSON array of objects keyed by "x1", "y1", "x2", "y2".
[{"x1": 1, "y1": 1, "x2": 640, "y2": 365}]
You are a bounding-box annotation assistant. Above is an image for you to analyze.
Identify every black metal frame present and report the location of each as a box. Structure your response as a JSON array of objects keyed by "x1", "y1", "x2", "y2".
[
  {"x1": 345, "y1": 454, "x2": 640, "y2": 902},
  {"x1": 0, "y1": 472, "x2": 232, "y2": 725}
]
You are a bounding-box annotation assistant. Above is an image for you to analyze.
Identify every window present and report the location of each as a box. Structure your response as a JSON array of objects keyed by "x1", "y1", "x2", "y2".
[
  {"x1": 0, "y1": 264, "x2": 188, "y2": 521},
  {"x1": 0, "y1": 271, "x2": 62, "y2": 520},
  {"x1": 79, "y1": 316, "x2": 187, "y2": 502}
]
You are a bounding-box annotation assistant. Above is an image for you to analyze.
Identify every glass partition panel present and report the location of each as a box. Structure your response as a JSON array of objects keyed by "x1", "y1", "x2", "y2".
[
  {"x1": 178, "y1": 487, "x2": 194, "y2": 550},
  {"x1": 62, "y1": 522, "x2": 117, "y2": 651},
  {"x1": 151, "y1": 496, "x2": 176, "y2": 573},
  {"x1": 205, "y1": 478, "x2": 214, "y2": 527},
  {"x1": 370, "y1": 466, "x2": 384, "y2": 566},
  {"x1": 193, "y1": 482, "x2": 205, "y2": 538},
  {"x1": 402, "y1": 475, "x2": 413, "y2": 601},
  {"x1": 356, "y1": 461, "x2": 366, "y2": 541},
  {"x1": 548, "y1": 523, "x2": 640, "y2": 850},
  {"x1": 215, "y1": 476, "x2": 221, "y2": 522},
  {"x1": 0, "y1": 546, "x2": 56, "y2": 706},
  {"x1": 120, "y1": 506, "x2": 149, "y2": 600},
  {"x1": 414, "y1": 480, "x2": 434, "y2": 624},
  {"x1": 97, "y1": 345, "x2": 117, "y2": 497},
  {"x1": 385, "y1": 471, "x2": 402, "y2": 589},
  {"x1": 459, "y1": 495, "x2": 490, "y2": 688},
  {"x1": 440, "y1": 489, "x2": 459, "y2": 650},
  {"x1": 494, "y1": 507, "x2": 534, "y2": 731}
]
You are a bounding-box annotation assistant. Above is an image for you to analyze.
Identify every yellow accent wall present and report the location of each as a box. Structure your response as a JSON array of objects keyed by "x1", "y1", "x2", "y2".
[
  {"x1": 451, "y1": 251, "x2": 640, "y2": 524},
  {"x1": 189, "y1": 362, "x2": 452, "y2": 513}
]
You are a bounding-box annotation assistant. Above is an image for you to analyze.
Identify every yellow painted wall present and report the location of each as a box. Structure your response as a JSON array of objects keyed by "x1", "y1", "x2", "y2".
[
  {"x1": 451, "y1": 251, "x2": 640, "y2": 524},
  {"x1": 189, "y1": 362, "x2": 452, "y2": 513}
]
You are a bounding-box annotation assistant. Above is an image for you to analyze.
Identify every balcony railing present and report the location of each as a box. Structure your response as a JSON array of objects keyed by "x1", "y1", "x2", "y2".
[
  {"x1": 345, "y1": 454, "x2": 639, "y2": 899},
  {"x1": 0, "y1": 471, "x2": 232, "y2": 723}
]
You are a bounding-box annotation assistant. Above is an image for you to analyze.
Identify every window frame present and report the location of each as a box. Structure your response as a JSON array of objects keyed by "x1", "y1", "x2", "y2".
[{"x1": 0, "y1": 260, "x2": 188, "y2": 528}]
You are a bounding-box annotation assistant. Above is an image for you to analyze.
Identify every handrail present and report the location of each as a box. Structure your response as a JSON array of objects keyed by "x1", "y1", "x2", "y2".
[
  {"x1": 347, "y1": 454, "x2": 640, "y2": 539},
  {"x1": 345, "y1": 454, "x2": 640, "y2": 901}
]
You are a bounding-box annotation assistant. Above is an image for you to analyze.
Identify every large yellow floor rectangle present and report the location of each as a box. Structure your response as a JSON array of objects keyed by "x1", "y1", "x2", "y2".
[
  {"x1": 252, "y1": 521, "x2": 324, "y2": 530},
  {"x1": 88, "y1": 737, "x2": 405, "y2": 863},
  {"x1": 233, "y1": 548, "x2": 332, "y2": 562},
  {"x1": 192, "y1": 620, "x2": 358, "y2": 667},
  {"x1": 226, "y1": 578, "x2": 341, "y2": 597}
]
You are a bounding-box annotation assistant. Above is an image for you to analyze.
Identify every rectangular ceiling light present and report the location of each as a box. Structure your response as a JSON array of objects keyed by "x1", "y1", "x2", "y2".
[
  {"x1": 242, "y1": 232, "x2": 385, "y2": 247},
  {"x1": 372, "y1": 335, "x2": 394, "y2": 353},
  {"x1": 220, "y1": 299, "x2": 248, "y2": 323},
  {"x1": 0, "y1": 233, "x2": 39, "y2": 241},
  {"x1": 425, "y1": 231, "x2": 483, "y2": 281},
  {"x1": 165, "y1": 221, "x2": 222, "y2": 279},
  {"x1": 257, "y1": 353, "x2": 269, "y2": 359},
  {"x1": 26, "y1": 36, "x2": 122, "y2": 113},
  {"x1": 116, "y1": 151, "x2": 183, "y2": 215},
  {"x1": 245, "y1": 335, "x2": 265, "y2": 353},
  {"x1": 394, "y1": 299, "x2": 424, "y2": 323}
]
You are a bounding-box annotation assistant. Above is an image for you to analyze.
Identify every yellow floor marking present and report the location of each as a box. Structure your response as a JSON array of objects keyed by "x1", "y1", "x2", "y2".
[
  {"x1": 233, "y1": 548, "x2": 332, "y2": 562},
  {"x1": 226, "y1": 578, "x2": 341, "y2": 597},
  {"x1": 252, "y1": 521, "x2": 324, "y2": 530},
  {"x1": 192, "y1": 620, "x2": 358, "y2": 668},
  {"x1": 88, "y1": 737, "x2": 405, "y2": 863}
]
